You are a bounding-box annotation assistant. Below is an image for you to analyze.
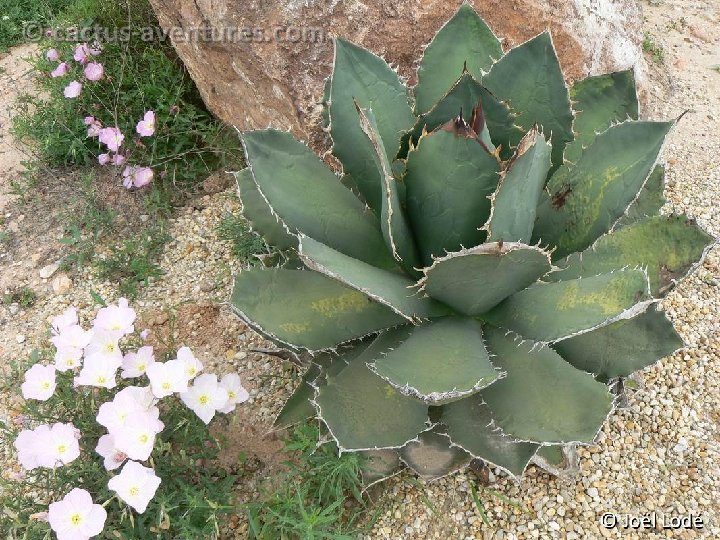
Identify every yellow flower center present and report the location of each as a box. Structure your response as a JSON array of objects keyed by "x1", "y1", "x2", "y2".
[
  {"x1": 187, "y1": 367, "x2": 196, "y2": 376},
  {"x1": 228, "y1": 391, "x2": 236, "y2": 399},
  {"x1": 42, "y1": 382, "x2": 50, "y2": 390},
  {"x1": 198, "y1": 395, "x2": 209, "y2": 405},
  {"x1": 129, "y1": 486, "x2": 139, "y2": 497},
  {"x1": 138, "y1": 363, "x2": 146, "y2": 371},
  {"x1": 70, "y1": 513, "x2": 82, "y2": 525},
  {"x1": 57, "y1": 444, "x2": 67, "y2": 454},
  {"x1": 161, "y1": 382, "x2": 171, "y2": 390},
  {"x1": 104, "y1": 343, "x2": 116, "y2": 354},
  {"x1": 97, "y1": 376, "x2": 107, "y2": 384},
  {"x1": 66, "y1": 359, "x2": 74, "y2": 366},
  {"x1": 111, "y1": 323, "x2": 122, "y2": 331},
  {"x1": 139, "y1": 434, "x2": 149, "y2": 444}
]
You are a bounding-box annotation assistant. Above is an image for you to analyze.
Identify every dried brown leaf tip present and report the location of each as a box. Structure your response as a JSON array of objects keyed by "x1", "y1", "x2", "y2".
[{"x1": 440, "y1": 111, "x2": 479, "y2": 140}]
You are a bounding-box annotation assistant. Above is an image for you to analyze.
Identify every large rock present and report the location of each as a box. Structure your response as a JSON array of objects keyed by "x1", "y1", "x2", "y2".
[{"x1": 149, "y1": 0, "x2": 646, "y2": 142}]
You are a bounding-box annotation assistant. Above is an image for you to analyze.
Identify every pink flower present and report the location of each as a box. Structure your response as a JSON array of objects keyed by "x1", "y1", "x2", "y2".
[
  {"x1": 73, "y1": 43, "x2": 100, "y2": 65},
  {"x1": 98, "y1": 153, "x2": 110, "y2": 165},
  {"x1": 218, "y1": 373, "x2": 250, "y2": 413},
  {"x1": 14, "y1": 423, "x2": 81, "y2": 470},
  {"x1": 108, "y1": 461, "x2": 161, "y2": 514},
  {"x1": 54, "y1": 347, "x2": 83, "y2": 372},
  {"x1": 140, "y1": 329, "x2": 150, "y2": 341},
  {"x1": 46, "y1": 49, "x2": 60, "y2": 61},
  {"x1": 93, "y1": 297, "x2": 135, "y2": 336},
  {"x1": 111, "y1": 154, "x2": 126, "y2": 166},
  {"x1": 84, "y1": 116, "x2": 102, "y2": 137},
  {"x1": 135, "y1": 110, "x2": 155, "y2": 137},
  {"x1": 51, "y1": 307, "x2": 78, "y2": 334},
  {"x1": 84, "y1": 62, "x2": 104, "y2": 81},
  {"x1": 63, "y1": 81, "x2": 82, "y2": 98},
  {"x1": 51, "y1": 324, "x2": 93, "y2": 350},
  {"x1": 48, "y1": 488, "x2": 106, "y2": 540},
  {"x1": 98, "y1": 127, "x2": 124, "y2": 152},
  {"x1": 21, "y1": 364, "x2": 56, "y2": 401},
  {"x1": 95, "y1": 434, "x2": 127, "y2": 471},
  {"x1": 50, "y1": 62, "x2": 68, "y2": 78},
  {"x1": 122, "y1": 166, "x2": 154, "y2": 189},
  {"x1": 121, "y1": 346, "x2": 155, "y2": 378},
  {"x1": 180, "y1": 373, "x2": 229, "y2": 424}
]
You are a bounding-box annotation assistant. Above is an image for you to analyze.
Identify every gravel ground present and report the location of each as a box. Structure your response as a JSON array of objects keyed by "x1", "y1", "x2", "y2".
[{"x1": 1, "y1": 1, "x2": 720, "y2": 539}]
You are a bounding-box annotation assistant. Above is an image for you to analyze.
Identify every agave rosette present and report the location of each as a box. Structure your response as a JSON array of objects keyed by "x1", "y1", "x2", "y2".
[{"x1": 230, "y1": 5, "x2": 713, "y2": 481}]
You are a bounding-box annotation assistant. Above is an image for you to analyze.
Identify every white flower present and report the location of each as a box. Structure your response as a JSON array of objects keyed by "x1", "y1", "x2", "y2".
[
  {"x1": 51, "y1": 324, "x2": 93, "y2": 350},
  {"x1": 96, "y1": 386, "x2": 157, "y2": 432},
  {"x1": 121, "y1": 346, "x2": 155, "y2": 378},
  {"x1": 21, "y1": 364, "x2": 56, "y2": 401},
  {"x1": 14, "y1": 423, "x2": 80, "y2": 470},
  {"x1": 51, "y1": 307, "x2": 78, "y2": 334},
  {"x1": 108, "y1": 461, "x2": 161, "y2": 514},
  {"x1": 73, "y1": 354, "x2": 119, "y2": 389},
  {"x1": 113, "y1": 411, "x2": 164, "y2": 461},
  {"x1": 95, "y1": 434, "x2": 127, "y2": 470},
  {"x1": 176, "y1": 346, "x2": 203, "y2": 380},
  {"x1": 48, "y1": 488, "x2": 106, "y2": 540},
  {"x1": 93, "y1": 297, "x2": 136, "y2": 336},
  {"x1": 84, "y1": 330, "x2": 123, "y2": 364},
  {"x1": 14, "y1": 425, "x2": 50, "y2": 470},
  {"x1": 54, "y1": 347, "x2": 83, "y2": 371},
  {"x1": 180, "y1": 373, "x2": 229, "y2": 424},
  {"x1": 218, "y1": 373, "x2": 250, "y2": 413},
  {"x1": 146, "y1": 359, "x2": 189, "y2": 398}
]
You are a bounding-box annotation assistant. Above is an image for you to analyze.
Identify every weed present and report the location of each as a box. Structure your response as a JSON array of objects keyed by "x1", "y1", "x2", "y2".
[
  {"x1": 666, "y1": 17, "x2": 688, "y2": 31},
  {"x1": 245, "y1": 422, "x2": 376, "y2": 539},
  {"x1": 0, "y1": 0, "x2": 75, "y2": 50},
  {"x1": 2, "y1": 286, "x2": 37, "y2": 307},
  {"x1": 59, "y1": 171, "x2": 116, "y2": 270},
  {"x1": 94, "y1": 223, "x2": 170, "y2": 298},
  {"x1": 642, "y1": 32, "x2": 665, "y2": 64},
  {"x1": 217, "y1": 213, "x2": 267, "y2": 263}
]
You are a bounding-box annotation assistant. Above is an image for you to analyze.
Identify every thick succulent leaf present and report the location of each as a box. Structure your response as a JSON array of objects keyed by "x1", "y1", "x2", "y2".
[
  {"x1": 552, "y1": 304, "x2": 683, "y2": 380},
  {"x1": 360, "y1": 449, "x2": 402, "y2": 487},
  {"x1": 483, "y1": 32, "x2": 573, "y2": 168},
  {"x1": 241, "y1": 129, "x2": 394, "y2": 269},
  {"x1": 315, "y1": 329, "x2": 428, "y2": 450},
  {"x1": 565, "y1": 70, "x2": 639, "y2": 164},
  {"x1": 410, "y1": 73, "x2": 522, "y2": 160},
  {"x1": 356, "y1": 106, "x2": 421, "y2": 274},
  {"x1": 531, "y1": 445, "x2": 579, "y2": 477},
  {"x1": 230, "y1": 269, "x2": 406, "y2": 350},
  {"x1": 482, "y1": 327, "x2": 614, "y2": 444},
  {"x1": 274, "y1": 361, "x2": 322, "y2": 429},
  {"x1": 442, "y1": 396, "x2": 539, "y2": 477},
  {"x1": 485, "y1": 269, "x2": 651, "y2": 342},
  {"x1": 298, "y1": 236, "x2": 447, "y2": 321},
  {"x1": 532, "y1": 120, "x2": 673, "y2": 259},
  {"x1": 487, "y1": 129, "x2": 552, "y2": 243},
  {"x1": 330, "y1": 38, "x2": 415, "y2": 213},
  {"x1": 614, "y1": 165, "x2": 667, "y2": 229},
  {"x1": 547, "y1": 215, "x2": 714, "y2": 296},
  {"x1": 234, "y1": 168, "x2": 298, "y2": 251},
  {"x1": 400, "y1": 428, "x2": 471, "y2": 480},
  {"x1": 421, "y1": 243, "x2": 552, "y2": 316},
  {"x1": 414, "y1": 4, "x2": 502, "y2": 114},
  {"x1": 371, "y1": 318, "x2": 500, "y2": 404},
  {"x1": 405, "y1": 121, "x2": 500, "y2": 266}
]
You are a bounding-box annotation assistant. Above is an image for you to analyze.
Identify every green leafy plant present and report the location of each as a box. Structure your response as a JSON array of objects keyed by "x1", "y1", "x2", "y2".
[
  {"x1": 229, "y1": 5, "x2": 713, "y2": 482},
  {"x1": 2, "y1": 286, "x2": 38, "y2": 307},
  {"x1": 217, "y1": 213, "x2": 267, "y2": 263},
  {"x1": 245, "y1": 423, "x2": 374, "y2": 540}
]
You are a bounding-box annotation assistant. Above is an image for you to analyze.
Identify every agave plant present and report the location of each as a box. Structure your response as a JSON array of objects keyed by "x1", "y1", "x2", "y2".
[{"x1": 230, "y1": 5, "x2": 713, "y2": 482}]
